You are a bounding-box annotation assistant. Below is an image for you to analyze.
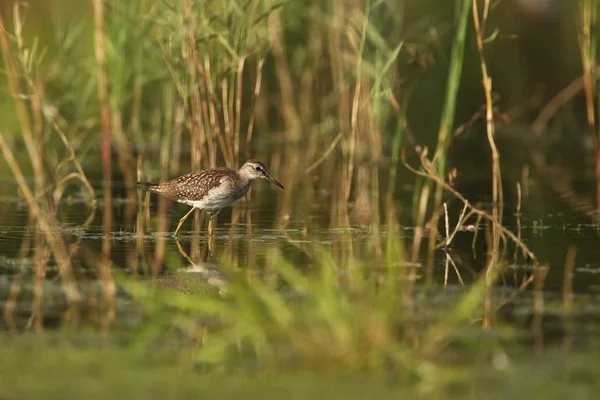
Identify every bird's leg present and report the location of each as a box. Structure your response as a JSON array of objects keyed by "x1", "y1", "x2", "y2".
[
  {"x1": 207, "y1": 209, "x2": 220, "y2": 237},
  {"x1": 207, "y1": 214, "x2": 213, "y2": 236},
  {"x1": 174, "y1": 208, "x2": 195, "y2": 236},
  {"x1": 174, "y1": 235, "x2": 194, "y2": 265}
]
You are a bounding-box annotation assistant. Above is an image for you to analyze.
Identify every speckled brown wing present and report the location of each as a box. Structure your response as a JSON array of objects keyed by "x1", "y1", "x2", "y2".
[{"x1": 148, "y1": 168, "x2": 233, "y2": 201}]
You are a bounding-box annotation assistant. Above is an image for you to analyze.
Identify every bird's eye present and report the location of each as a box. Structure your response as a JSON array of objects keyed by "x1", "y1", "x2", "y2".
[{"x1": 254, "y1": 166, "x2": 263, "y2": 172}]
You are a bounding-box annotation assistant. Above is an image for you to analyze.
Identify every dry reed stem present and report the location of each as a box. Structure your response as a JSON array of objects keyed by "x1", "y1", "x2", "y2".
[
  {"x1": 347, "y1": 3, "x2": 368, "y2": 204},
  {"x1": 472, "y1": 0, "x2": 503, "y2": 265},
  {"x1": 0, "y1": 6, "x2": 44, "y2": 196},
  {"x1": 578, "y1": 0, "x2": 600, "y2": 212},
  {"x1": 470, "y1": 213, "x2": 483, "y2": 255},
  {"x1": 515, "y1": 182, "x2": 523, "y2": 263},
  {"x1": 11, "y1": 4, "x2": 95, "y2": 206},
  {"x1": 402, "y1": 153, "x2": 537, "y2": 263},
  {"x1": 268, "y1": 11, "x2": 301, "y2": 141},
  {"x1": 443, "y1": 252, "x2": 464, "y2": 287},
  {"x1": 439, "y1": 201, "x2": 470, "y2": 249},
  {"x1": 181, "y1": 0, "x2": 208, "y2": 170},
  {"x1": 194, "y1": 65, "x2": 210, "y2": 171},
  {"x1": 200, "y1": 58, "x2": 217, "y2": 169},
  {"x1": 245, "y1": 57, "x2": 265, "y2": 158},
  {"x1": 222, "y1": 79, "x2": 234, "y2": 166},
  {"x1": 0, "y1": 7, "x2": 81, "y2": 305},
  {"x1": 579, "y1": 0, "x2": 598, "y2": 136},
  {"x1": 27, "y1": 56, "x2": 48, "y2": 333},
  {"x1": 442, "y1": 203, "x2": 466, "y2": 286},
  {"x1": 171, "y1": 105, "x2": 185, "y2": 176},
  {"x1": 234, "y1": 58, "x2": 244, "y2": 167},
  {"x1": 443, "y1": 203, "x2": 450, "y2": 242},
  {"x1": 329, "y1": 0, "x2": 351, "y2": 168},
  {"x1": 198, "y1": 58, "x2": 218, "y2": 168},
  {"x1": 92, "y1": 0, "x2": 116, "y2": 335}
]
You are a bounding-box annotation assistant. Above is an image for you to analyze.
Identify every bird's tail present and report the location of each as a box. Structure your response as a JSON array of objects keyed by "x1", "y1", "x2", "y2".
[{"x1": 136, "y1": 181, "x2": 156, "y2": 191}]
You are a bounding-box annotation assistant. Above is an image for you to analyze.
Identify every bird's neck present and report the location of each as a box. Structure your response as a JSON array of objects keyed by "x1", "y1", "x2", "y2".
[{"x1": 236, "y1": 173, "x2": 254, "y2": 185}]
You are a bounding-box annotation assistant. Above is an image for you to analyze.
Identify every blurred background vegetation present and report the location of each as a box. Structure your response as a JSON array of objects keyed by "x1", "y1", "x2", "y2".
[{"x1": 0, "y1": 0, "x2": 589, "y2": 182}]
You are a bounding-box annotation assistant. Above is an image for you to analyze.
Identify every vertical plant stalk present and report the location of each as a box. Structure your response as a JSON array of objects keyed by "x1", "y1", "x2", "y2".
[
  {"x1": 326, "y1": 0, "x2": 352, "y2": 244},
  {"x1": 245, "y1": 58, "x2": 265, "y2": 159},
  {"x1": 347, "y1": 1, "x2": 371, "y2": 204},
  {"x1": 184, "y1": 0, "x2": 212, "y2": 172},
  {"x1": 234, "y1": 58, "x2": 245, "y2": 168},
  {"x1": 220, "y1": 73, "x2": 234, "y2": 167},
  {"x1": 579, "y1": 0, "x2": 600, "y2": 211},
  {"x1": 387, "y1": 93, "x2": 409, "y2": 204},
  {"x1": 472, "y1": 0, "x2": 502, "y2": 272},
  {"x1": 155, "y1": 103, "x2": 172, "y2": 275},
  {"x1": 92, "y1": 0, "x2": 115, "y2": 332},
  {"x1": 269, "y1": 11, "x2": 301, "y2": 141},
  {"x1": 427, "y1": 0, "x2": 472, "y2": 269}
]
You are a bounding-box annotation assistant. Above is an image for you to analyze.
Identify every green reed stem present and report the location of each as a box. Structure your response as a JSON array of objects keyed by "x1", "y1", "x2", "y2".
[
  {"x1": 425, "y1": 0, "x2": 472, "y2": 270},
  {"x1": 433, "y1": 0, "x2": 472, "y2": 199}
]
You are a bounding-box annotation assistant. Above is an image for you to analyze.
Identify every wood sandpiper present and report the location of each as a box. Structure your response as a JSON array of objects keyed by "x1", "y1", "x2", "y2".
[{"x1": 138, "y1": 159, "x2": 284, "y2": 236}]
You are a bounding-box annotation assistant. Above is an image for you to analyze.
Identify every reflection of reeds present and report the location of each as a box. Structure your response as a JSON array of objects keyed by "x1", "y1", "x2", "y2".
[{"x1": 124, "y1": 240, "x2": 498, "y2": 376}]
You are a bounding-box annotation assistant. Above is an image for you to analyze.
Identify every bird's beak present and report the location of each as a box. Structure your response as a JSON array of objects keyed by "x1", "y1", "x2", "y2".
[{"x1": 265, "y1": 173, "x2": 284, "y2": 189}]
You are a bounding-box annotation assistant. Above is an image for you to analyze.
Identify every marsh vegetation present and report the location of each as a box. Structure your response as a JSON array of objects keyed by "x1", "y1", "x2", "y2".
[{"x1": 1, "y1": 0, "x2": 600, "y2": 398}]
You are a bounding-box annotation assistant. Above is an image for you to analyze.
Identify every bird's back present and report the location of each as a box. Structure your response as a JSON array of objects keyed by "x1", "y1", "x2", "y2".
[{"x1": 146, "y1": 168, "x2": 237, "y2": 202}]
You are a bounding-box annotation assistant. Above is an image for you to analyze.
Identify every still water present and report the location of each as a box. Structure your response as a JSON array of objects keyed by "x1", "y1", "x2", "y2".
[
  {"x1": 2, "y1": 172, "x2": 600, "y2": 398},
  {"x1": 1, "y1": 174, "x2": 600, "y2": 321}
]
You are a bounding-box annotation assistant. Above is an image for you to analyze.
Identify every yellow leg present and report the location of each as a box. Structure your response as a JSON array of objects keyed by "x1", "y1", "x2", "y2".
[
  {"x1": 174, "y1": 235, "x2": 193, "y2": 265},
  {"x1": 207, "y1": 232, "x2": 215, "y2": 254},
  {"x1": 207, "y1": 210, "x2": 220, "y2": 236},
  {"x1": 174, "y1": 208, "x2": 195, "y2": 236},
  {"x1": 207, "y1": 215, "x2": 216, "y2": 236}
]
